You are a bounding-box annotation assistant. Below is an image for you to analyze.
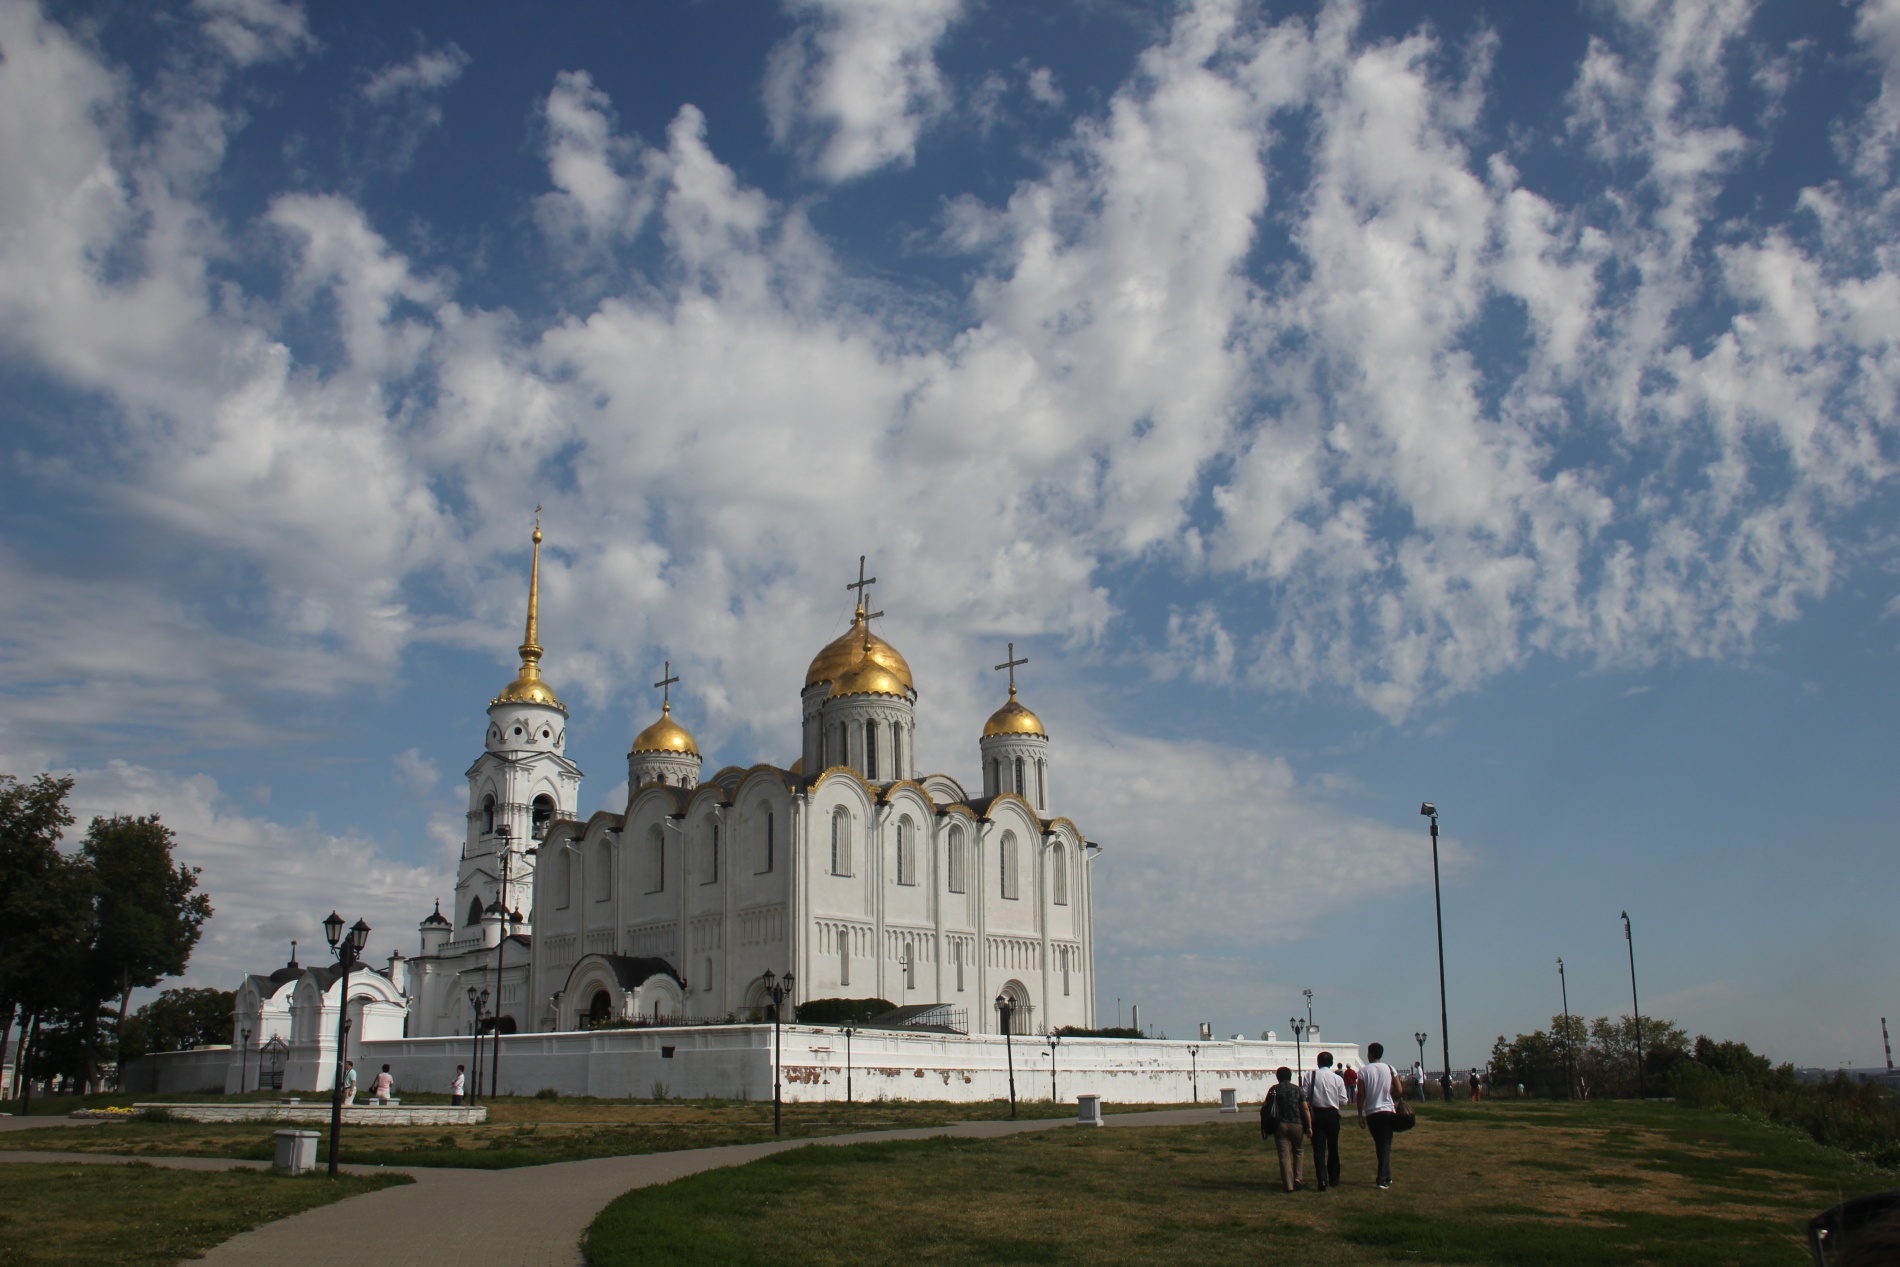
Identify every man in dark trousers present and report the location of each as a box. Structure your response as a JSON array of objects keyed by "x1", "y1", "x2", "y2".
[
  {"x1": 1302, "y1": 1050, "x2": 1349, "y2": 1191},
  {"x1": 1357, "y1": 1041, "x2": 1402, "y2": 1189}
]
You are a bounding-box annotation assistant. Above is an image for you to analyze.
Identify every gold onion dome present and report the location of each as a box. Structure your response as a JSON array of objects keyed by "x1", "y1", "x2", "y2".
[
  {"x1": 493, "y1": 516, "x2": 566, "y2": 713},
  {"x1": 830, "y1": 654, "x2": 911, "y2": 699},
  {"x1": 631, "y1": 703, "x2": 699, "y2": 756},
  {"x1": 983, "y1": 686, "x2": 1046, "y2": 738},
  {"x1": 806, "y1": 607, "x2": 913, "y2": 692}
]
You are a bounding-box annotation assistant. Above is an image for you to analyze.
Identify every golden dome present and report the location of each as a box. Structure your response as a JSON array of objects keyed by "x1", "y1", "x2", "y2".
[
  {"x1": 830, "y1": 654, "x2": 911, "y2": 699},
  {"x1": 806, "y1": 608, "x2": 913, "y2": 691},
  {"x1": 630, "y1": 703, "x2": 698, "y2": 756},
  {"x1": 983, "y1": 687, "x2": 1046, "y2": 738},
  {"x1": 493, "y1": 514, "x2": 566, "y2": 714}
]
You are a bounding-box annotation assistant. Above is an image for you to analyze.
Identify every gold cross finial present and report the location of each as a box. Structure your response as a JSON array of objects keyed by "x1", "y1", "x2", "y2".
[
  {"x1": 654, "y1": 660, "x2": 680, "y2": 712},
  {"x1": 845, "y1": 555, "x2": 877, "y2": 614},
  {"x1": 994, "y1": 642, "x2": 1029, "y2": 696}
]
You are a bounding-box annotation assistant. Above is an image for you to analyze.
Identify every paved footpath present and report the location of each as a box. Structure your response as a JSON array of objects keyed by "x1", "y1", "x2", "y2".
[{"x1": 0, "y1": 1107, "x2": 1232, "y2": 1266}]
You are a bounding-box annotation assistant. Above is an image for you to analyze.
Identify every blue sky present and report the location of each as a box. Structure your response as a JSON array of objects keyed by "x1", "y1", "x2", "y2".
[{"x1": 2, "y1": 0, "x2": 1897, "y2": 1069}]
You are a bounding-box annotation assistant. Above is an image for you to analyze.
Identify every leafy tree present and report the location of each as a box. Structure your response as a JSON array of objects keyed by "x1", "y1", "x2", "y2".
[
  {"x1": 81, "y1": 814, "x2": 213, "y2": 1082},
  {"x1": 0, "y1": 774, "x2": 77, "y2": 1051},
  {"x1": 1583, "y1": 1014, "x2": 1689, "y2": 1098},
  {"x1": 119, "y1": 987, "x2": 234, "y2": 1063},
  {"x1": 1490, "y1": 1014, "x2": 1587, "y2": 1098}
]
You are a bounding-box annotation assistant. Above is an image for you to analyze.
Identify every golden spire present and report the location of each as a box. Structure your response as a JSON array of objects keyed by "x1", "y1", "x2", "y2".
[{"x1": 492, "y1": 507, "x2": 566, "y2": 713}]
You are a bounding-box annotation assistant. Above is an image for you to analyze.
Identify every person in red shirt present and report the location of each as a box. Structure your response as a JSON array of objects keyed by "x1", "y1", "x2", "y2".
[{"x1": 1341, "y1": 1064, "x2": 1359, "y2": 1100}]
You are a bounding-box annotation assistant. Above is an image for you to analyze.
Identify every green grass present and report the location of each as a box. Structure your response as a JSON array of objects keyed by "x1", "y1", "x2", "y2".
[
  {"x1": 0, "y1": 1163, "x2": 408, "y2": 1266},
  {"x1": 583, "y1": 1100, "x2": 1885, "y2": 1265},
  {"x1": 0, "y1": 1096, "x2": 1087, "y2": 1169}
]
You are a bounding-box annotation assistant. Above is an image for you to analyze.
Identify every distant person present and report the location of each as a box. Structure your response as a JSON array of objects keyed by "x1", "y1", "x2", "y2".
[
  {"x1": 1470, "y1": 1070, "x2": 1482, "y2": 1102},
  {"x1": 373, "y1": 1064, "x2": 395, "y2": 1106},
  {"x1": 341, "y1": 1060, "x2": 357, "y2": 1105},
  {"x1": 451, "y1": 1065, "x2": 466, "y2": 1106},
  {"x1": 1260, "y1": 1066, "x2": 1311, "y2": 1192},
  {"x1": 1341, "y1": 1063, "x2": 1359, "y2": 1101},
  {"x1": 1412, "y1": 1059, "x2": 1425, "y2": 1093},
  {"x1": 1357, "y1": 1042, "x2": 1401, "y2": 1189},
  {"x1": 1302, "y1": 1051, "x2": 1348, "y2": 1192}
]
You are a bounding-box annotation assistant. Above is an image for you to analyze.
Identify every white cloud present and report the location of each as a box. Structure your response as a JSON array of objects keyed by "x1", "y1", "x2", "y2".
[
  {"x1": 393, "y1": 748, "x2": 439, "y2": 795},
  {"x1": 190, "y1": 0, "x2": 314, "y2": 68},
  {"x1": 362, "y1": 43, "x2": 469, "y2": 103},
  {"x1": 764, "y1": 0, "x2": 964, "y2": 181}
]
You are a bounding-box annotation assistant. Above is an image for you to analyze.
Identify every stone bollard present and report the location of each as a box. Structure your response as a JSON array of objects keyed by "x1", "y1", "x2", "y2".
[
  {"x1": 274, "y1": 1129, "x2": 319, "y2": 1176},
  {"x1": 1219, "y1": 1087, "x2": 1238, "y2": 1113},
  {"x1": 1077, "y1": 1095, "x2": 1104, "y2": 1127}
]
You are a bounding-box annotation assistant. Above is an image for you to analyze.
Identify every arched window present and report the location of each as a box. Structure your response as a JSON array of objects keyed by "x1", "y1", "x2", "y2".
[
  {"x1": 895, "y1": 819, "x2": 915, "y2": 886},
  {"x1": 838, "y1": 924, "x2": 851, "y2": 987},
  {"x1": 1037, "y1": 761, "x2": 1046, "y2": 809},
  {"x1": 1014, "y1": 757, "x2": 1025, "y2": 795},
  {"x1": 762, "y1": 809, "x2": 775, "y2": 873},
  {"x1": 947, "y1": 826, "x2": 966, "y2": 893},
  {"x1": 704, "y1": 824, "x2": 719, "y2": 884},
  {"x1": 645, "y1": 827, "x2": 665, "y2": 894},
  {"x1": 893, "y1": 725, "x2": 904, "y2": 779},
  {"x1": 556, "y1": 848, "x2": 573, "y2": 909},
  {"x1": 467, "y1": 896, "x2": 484, "y2": 927},
  {"x1": 819, "y1": 723, "x2": 827, "y2": 768},
  {"x1": 865, "y1": 721, "x2": 878, "y2": 779},
  {"x1": 482, "y1": 794, "x2": 496, "y2": 835},
  {"x1": 989, "y1": 759, "x2": 999, "y2": 796},
  {"x1": 532, "y1": 794, "x2": 555, "y2": 840},
  {"x1": 592, "y1": 840, "x2": 612, "y2": 901},
  {"x1": 1000, "y1": 832, "x2": 1018, "y2": 900},
  {"x1": 1052, "y1": 842, "x2": 1069, "y2": 906},
  {"x1": 831, "y1": 810, "x2": 851, "y2": 876}
]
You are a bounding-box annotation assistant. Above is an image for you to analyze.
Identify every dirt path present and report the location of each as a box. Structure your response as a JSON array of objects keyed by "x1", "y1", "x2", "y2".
[{"x1": 0, "y1": 1107, "x2": 1230, "y2": 1266}]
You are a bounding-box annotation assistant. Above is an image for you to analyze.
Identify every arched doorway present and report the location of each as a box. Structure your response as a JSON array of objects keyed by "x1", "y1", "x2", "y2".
[
  {"x1": 587, "y1": 990, "x2": 612, "y2": 1028},
  {"x1": 998, "y1": 979, "x2": 1033, "y2": 1035}
]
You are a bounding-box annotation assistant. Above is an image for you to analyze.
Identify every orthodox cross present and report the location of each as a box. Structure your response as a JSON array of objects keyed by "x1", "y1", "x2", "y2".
[
  {"x1": 994, "y1": 642, "x2": 1029, "y2": 692},
  {"x1": 654, "y1": 660, "x2": 679, "y2": 708},
  {"x1": 845, "y1": 555, "x2": 878, "y2": 610}
]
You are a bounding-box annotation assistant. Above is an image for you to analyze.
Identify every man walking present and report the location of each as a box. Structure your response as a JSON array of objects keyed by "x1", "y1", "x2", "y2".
[
  {"x1": 1303, "y1": 1051, "x2": 1348, "y2": 1192},
  {"x1": 341, "y1": 1059, "x2": 357, "y2": 1106},
  {"x1": 451, "y1": 1065, "x2": 466, "y2": 1106},
  {"x1": 1260, "y1": 1066, "x2": 1312, "y2": 1192},
  {"x1": 1357, "y1": 1042, "x2": 1401, "y2": 1189}
]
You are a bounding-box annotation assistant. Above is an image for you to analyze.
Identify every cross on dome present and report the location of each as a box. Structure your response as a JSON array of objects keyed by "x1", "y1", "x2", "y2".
[
  {"x1": 995, "y1": 642, "x2": 1029, "y2": 696},
  {"x1": 654, "y1": 660, "x2": 679, "y2": 710}
]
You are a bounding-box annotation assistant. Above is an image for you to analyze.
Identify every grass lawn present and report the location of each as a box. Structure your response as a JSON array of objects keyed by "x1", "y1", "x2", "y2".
[
  {"x1": 585, "y1": 1100, "x2": 1888, "y2": 1265},
  {"x1": 0, "y1": 1163, "x2": 407, "y2": 1267},
  {"x1": 0, "y1": 1095, "x2": 1086, "y2": 1169}
]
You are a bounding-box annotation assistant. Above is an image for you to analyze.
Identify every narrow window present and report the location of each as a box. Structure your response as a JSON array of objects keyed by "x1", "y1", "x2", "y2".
[
  {"x1": 819, "y1": 724, "x2": 827, "y2": 768},
  {"x1": 947, "y1": 826, "x2": 966, "y2": 894},
  {"x1": 1014, "y1": 757, "x2": 1025, "y2": 795},
  {"x1": 1062, "y1": 947, "x2": 1072, "y2": 996},
  {"x1": 646, "y1": 827, "x2": 665, "y2": 894},
  {"x1": 865, "y1": 721, "x2": 878, "y2": 779},
  {"x1": 1052, "y1": 843, "x2": 1068, "y2": 906},
  {"x1": 705, "y1": 824, "x2": 719, "y2": 884},
  {"x1": 556, "y1": 849, "x2": 572, "y2": 910},
  {"x1": 989, "y1": 760, "x2": 999, "y2": 796},
  {"x1": 764, "y1": 810, "x2": 775, "y2": 873},
  {"x1": 1037, "y1": 761, "x2": 1046, "y2": 809},
  {"x1": 594, "y1": 841, "x2": 612, "y2": 901},
  {"x1": 893, "y1": 725, "x2": 904, "y2": 780},
  {"x1": 838, "y1": 723, "x2": 847, "y2": 768},
  {"x1": 831, "y1": 810, "x2": 851, "y2": 876},
  {"x1": 482, "y1": 794, "x2": 496, "y2": 835},
  {"x1": 954, "y1": 941, "x2": 964, "y2": 992},
  {"x1": 1000, "y1": 832, "x2": 1017, "y2": 900},
  {"x1": 839, "y1": 926, "x2": 851, "y2": 987}
]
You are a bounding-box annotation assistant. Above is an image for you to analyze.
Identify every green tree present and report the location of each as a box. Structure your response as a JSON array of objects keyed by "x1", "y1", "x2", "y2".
[
  {"x1": 80, "y1": 815, "x2": 213, "y2": 1086},
  {"x1": 0, "y1": 774, "x2": 77, "y2": 1049},
  {"x1": 119, "y1": 987, "x2": 234, "y2": 1064},
  {"x1": 1583, "y1": 1014, "x2": 1689, "y2": 1098}
]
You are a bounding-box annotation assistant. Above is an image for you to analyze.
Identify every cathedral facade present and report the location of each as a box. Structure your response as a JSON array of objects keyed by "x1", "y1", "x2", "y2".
[{"x1": 400, "y1": 528, "x2": 1098, "y2": 1043}]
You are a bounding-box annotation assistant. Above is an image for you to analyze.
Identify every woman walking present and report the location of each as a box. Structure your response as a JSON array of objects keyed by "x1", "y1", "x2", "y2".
[{"x1": 1261, "y1": 1066, "x2": 1312, "y2": 1192}]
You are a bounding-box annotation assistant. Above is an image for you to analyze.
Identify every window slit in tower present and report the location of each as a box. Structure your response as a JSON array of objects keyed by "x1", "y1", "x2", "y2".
[{"x1": 865, "y1": 721, "x2": 877, "y2": 780}]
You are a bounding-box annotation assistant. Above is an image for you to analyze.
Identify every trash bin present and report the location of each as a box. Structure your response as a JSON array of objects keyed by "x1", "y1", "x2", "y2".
[
  {"x1": 1219, "y1": 1087, "x2": 1238, "y2": 1113},
  {"x1": 274, "y1": 1129, "x2": 319, "y2": 1175},
  {"x1": 1076, "y1": 1095, "x2": 1104, "y2": 1126}
]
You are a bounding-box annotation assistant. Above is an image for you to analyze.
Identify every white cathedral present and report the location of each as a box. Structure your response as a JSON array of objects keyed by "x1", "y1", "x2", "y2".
[{"x1": 369, "y1": 524, "x2": 1099, "y2": 1047}]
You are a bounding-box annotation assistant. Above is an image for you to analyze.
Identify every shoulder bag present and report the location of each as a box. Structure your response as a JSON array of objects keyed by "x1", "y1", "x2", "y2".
[{"x1": 1390, "y1": 1065, "x2": 1417, "y2": 1132}]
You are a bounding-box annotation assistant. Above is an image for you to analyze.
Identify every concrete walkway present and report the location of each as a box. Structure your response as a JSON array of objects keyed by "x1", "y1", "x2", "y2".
[{"x1": 0, "y1": 1107, "x2": 1233, "y2": 1266}]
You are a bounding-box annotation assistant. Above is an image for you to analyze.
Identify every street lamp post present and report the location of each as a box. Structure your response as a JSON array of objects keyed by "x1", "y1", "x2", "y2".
[
  {"x1": 1291, "y1": 1017, "x2": 1307, "y2": 1080},
  {"x1": 1187, "y1": 1044, "x2": 1200, "y2": 1104},
  {"x1": 1420, "y1": 803, "x2": 1452, "y2": 1102},
  {"x1": 841, "y1": 1025, "x2": 855, "y2": 1105},
  {"x1": 1558, "y1": 957, "x2": 1574, "y2": 1100},
  {"x1": 466, "y1": 986, "x2": 488, "y2": 1104},
  {"x1": 323, "y1": 911, "x2": 370, "y2": 1180},
  {"x1": 1621, "y1": 911, "x2": 1643, "y2": 1100},
  {"x1": 762, "y1": 970, "x2": 795, "y2": 1135},
  {"x1": 996, "y1": 995, "x2": 1018, "y2": 1119},
  {"x1": 1303, "y1": 989, "x2": 1314, "y2": 1032},
  {"x1": 239, "y1": 1027, "x2": 250, "y2": 1096},
  {"x1": 1047, "y1": 1031, "x2": 1062, "y2": 1103},
  {"x1": 1414, "y1": 1032, "x2": 1428, "y2": 1095}
]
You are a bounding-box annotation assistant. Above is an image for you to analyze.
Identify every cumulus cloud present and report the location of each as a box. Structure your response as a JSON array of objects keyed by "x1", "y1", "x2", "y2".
[
  {"x1": 357, "y1": 42, "x2": 469, "y2": 169},
  {"x1": 764, "y1": 0, "x2": 965, "y2": 180},
  {"x1": 190, "y1": 0, "x2": 314, "y2": 67}
]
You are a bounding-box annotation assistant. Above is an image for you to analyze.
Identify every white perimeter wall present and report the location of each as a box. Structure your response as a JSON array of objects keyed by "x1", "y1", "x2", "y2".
[
  {"x1": 121, "y1": 1047, "x2": 233, "y2": 1094},
  {"x1": 133, "y1": 1027, "x2": 1367, "y2": 1106}
]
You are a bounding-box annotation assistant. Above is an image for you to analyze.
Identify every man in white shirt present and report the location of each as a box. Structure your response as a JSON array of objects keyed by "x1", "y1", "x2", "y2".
[
  {"x1": 1356, "y1": 1042, "x2": 1400, "y2": 1189},
  {"x1": 451, "y1": 1065, "x2": 466, "y2": 1106},
  {"x1": 1302, "y1": 1051, "x2": 1349, "y2": 1191}
]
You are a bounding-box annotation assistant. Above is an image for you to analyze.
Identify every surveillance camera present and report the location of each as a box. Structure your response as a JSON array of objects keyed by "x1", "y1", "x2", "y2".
[{"x1": 1419, "y1": 802, "x2": 1436, "y2": 816}]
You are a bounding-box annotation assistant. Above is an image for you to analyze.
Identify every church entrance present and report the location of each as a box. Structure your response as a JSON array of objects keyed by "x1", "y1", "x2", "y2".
[{"x1": 587, "y1": 990, "x2": 612, "y2": 1028}]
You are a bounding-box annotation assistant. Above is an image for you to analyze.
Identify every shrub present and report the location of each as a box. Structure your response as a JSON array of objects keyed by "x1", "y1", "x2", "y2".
[
  {"x1": 1670, "y1": 1040, "x2": 1900, "y2": 1167},
  {"x1": 534, "y1": 1087, "x2": 559, "y2": 1100}
]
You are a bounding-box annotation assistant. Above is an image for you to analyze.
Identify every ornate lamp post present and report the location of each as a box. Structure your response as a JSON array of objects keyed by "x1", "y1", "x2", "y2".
[
  {"x1": 1187, "y1": 1043, "x2": 1200, "y2": 1103},
  {"x1": 762, "y1": 970, "x2": 795, "y2": 1135},
  {"x1": 466, "y1": 986, "x2": 488, "y2": 1103},
  {"x1": 995, "y1": 995, "x2": 1018, "y2": 1119},
  {"x1": 1303, "y1": 988, "x2": 1315, "y2": 1032},
  {"x1": 1621, "y1": 912, "x2": 1643, "y2": 1100},
  {"x1": 1420, "y1": 803, "x2": 1452, "y2": 1102},
  {"x1": 841, "y1": 1025, "x2": 856, "y2": 1105},
  {"x1": 323, "y1": 911, "x2": 370, "y2": 1180},
  {"x1": 1047, "y1": 1031, "x2": 1062, "y2": 1102},
  {"x1": 1414, "y1": 1031, "x2": 1428, "y2": 1094},
  {"x1": 239, "y1": 1027, "x2": 250, "y2": 1096},
  {"x1": 1557, "y1": 958, "x2": 1574, "y2": 1099},
  {"x1": 1290, "y1": 1017, "x2": 1307, "y2": 1079}
]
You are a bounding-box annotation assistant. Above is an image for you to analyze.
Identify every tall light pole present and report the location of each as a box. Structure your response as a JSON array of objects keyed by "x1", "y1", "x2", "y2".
[
  {"x1": 239, "y1": 1027, "x2": 250, "y2": 1097},
  {"x1": 1291, "y1": 1017, "x2": 1307, "y2": 1079},
  {"x1": 1187, "y1": 1044, "x2": 1200, "y2": 1104},
  {"x1": 323, "y1": 911, "x2": 370, "y2": 1180},
  {"x1": 1303, "y1": 989, "x2": 1314, "y2": 1032},
  {"x1": 1558, "y1": 957, "x2": 1574, "y2": 1100},
  {"x1": 841, "y1": 1025, "x2": 856, "y2": 1105},
  {"x1": 1047, "y1": 1031, "x2": 1062, "y2": 1103},
  {"x1": 763, "y1": 970, "x2": 795, "y2": 1135},
  {"x1": 996, "y1": 995, "x2": 1018, "y2": 1118},
  {"x1": 1621, "y1": 911, "x2": 1642, "y2": 1100},
  {"x1": 1421, "y1": 803, "x2": 1451, "y2": 1102},
  {"x1": 466, "y1": 986, "x2": 488, "y2": 1103}
]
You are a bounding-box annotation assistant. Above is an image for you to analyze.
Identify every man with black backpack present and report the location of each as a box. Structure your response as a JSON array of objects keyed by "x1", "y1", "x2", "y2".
[{"x1": 1260, "y1": 1065, "x2": 1312, "y2": 1191}]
